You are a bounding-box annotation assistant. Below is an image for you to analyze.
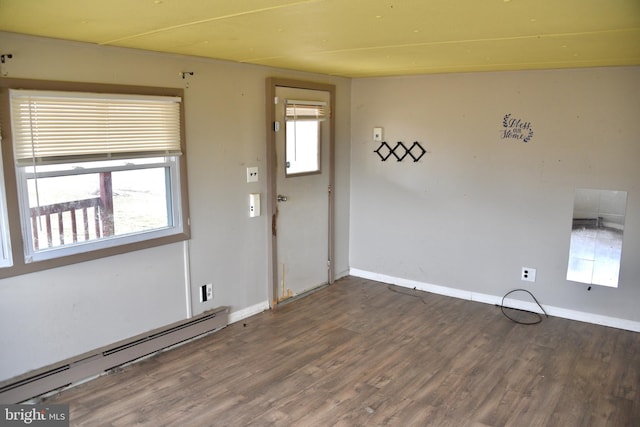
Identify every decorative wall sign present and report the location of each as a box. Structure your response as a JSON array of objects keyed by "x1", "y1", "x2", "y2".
[
  {"x1": 501, "y1": 114, "x2": 534, "y2": 143},
  {"x1": 375, "y1": 141, "x2": 426, "y2": 162}
]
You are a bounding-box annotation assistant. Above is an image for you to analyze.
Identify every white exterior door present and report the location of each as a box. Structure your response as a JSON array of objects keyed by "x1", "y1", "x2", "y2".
[{"x1": 274, "y1": 86, "x2": 331, "y2": 301}]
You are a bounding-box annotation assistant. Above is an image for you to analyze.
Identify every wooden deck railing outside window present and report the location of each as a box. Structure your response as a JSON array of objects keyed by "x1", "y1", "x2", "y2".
[{"x1": 29, "y1": 172, "x2": 115, "y2": 250}]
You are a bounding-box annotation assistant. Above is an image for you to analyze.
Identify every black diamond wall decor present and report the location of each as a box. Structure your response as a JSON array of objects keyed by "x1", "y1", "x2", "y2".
[{"x1": 374, "y1": 140, "x2": 427, "y2": 163}]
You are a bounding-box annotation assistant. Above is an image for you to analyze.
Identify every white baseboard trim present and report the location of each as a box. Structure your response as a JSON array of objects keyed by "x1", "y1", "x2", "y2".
[
  {"x1": 350, "y1": 268, "x2": 640, "y2": 333},
  {"x1": 229, "y1": 301, "x2": 270, "y2": 324}
]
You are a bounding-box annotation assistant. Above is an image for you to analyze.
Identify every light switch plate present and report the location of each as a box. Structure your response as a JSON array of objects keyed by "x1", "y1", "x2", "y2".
[
  {"x1": 373, "y1": 127, "x2": 383, "y2": 142},
  {"x1": 249, "y1": 193, "x2": 260, "y2": 217}
]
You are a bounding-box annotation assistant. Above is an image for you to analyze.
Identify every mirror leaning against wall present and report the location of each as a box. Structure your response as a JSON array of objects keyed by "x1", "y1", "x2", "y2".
[{"x1": 567, "y1": 188, "x2": 627, "y2": 288}]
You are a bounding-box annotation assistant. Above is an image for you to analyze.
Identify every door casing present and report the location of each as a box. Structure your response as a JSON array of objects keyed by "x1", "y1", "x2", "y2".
[{"x1": 265, "y1": 78, "x2": 336, "y2": 308}]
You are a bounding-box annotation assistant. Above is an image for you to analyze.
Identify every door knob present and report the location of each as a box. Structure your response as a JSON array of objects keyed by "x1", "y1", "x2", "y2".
[{"x1": 277, "y1": 195, "x2": 288, "y2": 202}]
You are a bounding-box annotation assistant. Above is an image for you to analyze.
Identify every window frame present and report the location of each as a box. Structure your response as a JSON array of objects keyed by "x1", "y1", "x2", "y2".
[
  {"x1": 0, "y1": 134, "x2": 12, "y2": 268},
  {"x1": 284, "y1": 99, "x2": 327, "y2": 178},
  {"x1": 16, "y1": 156, "x2": 184, "y2": 263},
  {"x1": 0, "y1": 78, "x2": 190, "y2": 279}
]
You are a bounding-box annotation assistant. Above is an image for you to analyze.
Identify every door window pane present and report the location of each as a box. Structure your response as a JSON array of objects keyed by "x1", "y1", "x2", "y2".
[{"x1": 285, "y1": 120, "x2": 320, "y2": 176}]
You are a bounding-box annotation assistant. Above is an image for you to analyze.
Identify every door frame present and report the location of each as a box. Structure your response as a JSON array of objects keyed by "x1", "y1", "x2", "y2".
[{"x1": 265, "y1": 78, "x2": 336, "y2": 308}]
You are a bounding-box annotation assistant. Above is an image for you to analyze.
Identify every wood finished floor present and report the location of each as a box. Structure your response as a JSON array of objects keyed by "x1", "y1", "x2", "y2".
[{"x1": 46, "y1": 276, "x2": 640, "y2": 426}]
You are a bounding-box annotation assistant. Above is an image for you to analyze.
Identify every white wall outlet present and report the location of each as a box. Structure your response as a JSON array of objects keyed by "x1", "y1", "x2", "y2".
[
  {"x1": 200, "y1": 283, "x2": 213, "y2": 302},
  {"x1": 521, "y1": 267, "x2": 536, "y2": 282},
  {"x1": 373, "y1": 127, "x2": 383, "y2": 142},
  {"x1": 246, "y1": 166, "x2": 259, "y2": 183}
]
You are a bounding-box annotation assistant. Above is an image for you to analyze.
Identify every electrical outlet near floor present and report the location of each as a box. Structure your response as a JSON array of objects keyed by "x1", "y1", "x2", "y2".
[
  {"x1": 521, "y1": 267, "x2": 536, "y2": 282},
  {"x1": 200, "y1": 283, "x2": 214, "y2": 302}
]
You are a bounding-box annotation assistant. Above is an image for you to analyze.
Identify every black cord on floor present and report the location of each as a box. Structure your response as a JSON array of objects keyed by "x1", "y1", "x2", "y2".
[{"x1": 500, "y1": 289, "x2": 548, "y2": 325}]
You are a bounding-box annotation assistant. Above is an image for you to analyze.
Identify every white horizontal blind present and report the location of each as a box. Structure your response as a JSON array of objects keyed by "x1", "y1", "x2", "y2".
[
  {"x1": 285, "y1": 99, "x2": 328, "y2": 122},
  {"x1": 10, "y1": 90, "x2": 182, "y2": 165}
]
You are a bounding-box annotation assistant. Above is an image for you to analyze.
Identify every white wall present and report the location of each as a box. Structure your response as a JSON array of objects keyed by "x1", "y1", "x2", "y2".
[
  {"x1": 350, "y1": 67, "x2": 640, "y2": 325},
  {"x1": 0, "y1": 32, "x2": 351, "y2": 382}
]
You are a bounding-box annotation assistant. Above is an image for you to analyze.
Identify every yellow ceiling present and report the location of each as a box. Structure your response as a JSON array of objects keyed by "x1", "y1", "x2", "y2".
[{"x1": 1, "y1": 0, "x2": 639, "y2": 77}]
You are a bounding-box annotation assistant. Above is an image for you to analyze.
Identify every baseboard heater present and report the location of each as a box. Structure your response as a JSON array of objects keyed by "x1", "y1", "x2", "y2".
[{"x1": 0, "y1": 306, "x2": 228, "y2": 404}]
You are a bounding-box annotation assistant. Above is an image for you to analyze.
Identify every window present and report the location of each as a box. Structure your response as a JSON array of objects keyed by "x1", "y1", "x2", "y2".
[
  {"x1": 0, "y1": 131, "x2": 12, "y2": 268},
  {"x1": 285, "y1": 100, "x2": 327, "y2": 176},
  {"x1": 7, "y1": 88, "x2": 187, "y2": 265}
]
